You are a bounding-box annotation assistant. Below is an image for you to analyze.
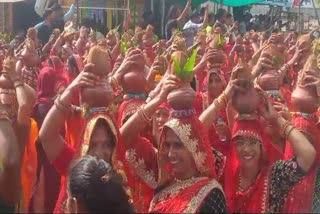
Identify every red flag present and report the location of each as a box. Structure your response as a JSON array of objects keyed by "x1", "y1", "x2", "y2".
[{"x1": 292, "y1": 0, "x2": 302, "y2": 7}]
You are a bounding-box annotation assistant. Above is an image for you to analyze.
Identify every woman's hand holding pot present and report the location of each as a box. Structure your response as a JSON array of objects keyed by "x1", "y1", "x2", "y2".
[
  {"x1": 159, "y1": 75, "x2": 181, "y2": 101},
  {"x1": 113, "y1": 48, "x2": 145, "y2": 79},
  {"x1": 68, "y1": 63, "x2": 99, "y2": 93}
]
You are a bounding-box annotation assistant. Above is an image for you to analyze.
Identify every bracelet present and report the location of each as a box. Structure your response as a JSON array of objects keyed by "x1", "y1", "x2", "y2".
[
  {"x1": 141, "y1": 105, "x2": 152, "y2": 122},
  {"x1": 285, "y1": 125, "x2": 295, "y2": 139},
  {"x1": 137, "y1": 106, "x2": 152, "y2": 123},
  {"x1": 14, "y1": 80, "x2": 24, "y2": 88},
  {"x1": 217, "y1": 92, "x2": 228, "y2": 107},
  {"x1": 54, "y1": 95, "x2": 70, "y2": 113},
  {"x1": 279, "y1": 118, "x2": 292, "y2": 138},
  {"x1": 0, "y1": 110, "x2": 10, "y2": 121}
]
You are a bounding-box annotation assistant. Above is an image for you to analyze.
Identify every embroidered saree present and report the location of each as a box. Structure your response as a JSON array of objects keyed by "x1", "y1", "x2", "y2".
[{"x1": 126, "y1": 114, "x2": 226, "y2": 213}]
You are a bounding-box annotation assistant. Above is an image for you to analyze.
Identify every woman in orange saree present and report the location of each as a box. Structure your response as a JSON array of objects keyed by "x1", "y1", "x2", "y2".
[{"x1": 64, "y1": 54, "x2": 85, "y2": 151}]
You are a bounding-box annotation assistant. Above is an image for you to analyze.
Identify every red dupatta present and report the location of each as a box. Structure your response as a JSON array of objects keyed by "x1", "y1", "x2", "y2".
[
  {"x1": 150, "y1": 113, "x2": 221, "y2": 213},
  {"x1": 225, "y1": 118, "x2": 272, "y2": 213}
]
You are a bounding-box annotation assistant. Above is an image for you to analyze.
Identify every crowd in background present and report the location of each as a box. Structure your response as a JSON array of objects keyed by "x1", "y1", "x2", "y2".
[{"x1": 0, "y1": 0, "x2": 320, "y2": 213}]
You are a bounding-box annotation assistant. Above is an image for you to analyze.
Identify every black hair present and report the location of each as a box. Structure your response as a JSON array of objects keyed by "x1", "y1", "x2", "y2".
[
  {"x1": 190, "y1": 10, "x2": 200, "y2": 20},
  {"x1": 92, "y1": 119, "x2": 116, "y2": 148},
  {"x1": 51, "y1": 3, "x2": 62, "y2": 11},
  {"x1": 200, "y1": 7, "x2": 206, "y2": 16},
  {"x1": 68, "y1": 55, "x2": 80, "y2": 74},
  {"x1": 215, "y1": 8, "x2": 227, "y2": 21},
  {"x1": 43, "y1": 9, "x2": 53, "y2": 19},
  {"x1": 68, "y1": 155, "x2": 134, "y2": 213},
  {"x1": 226, "y1": 12, "x2": 232, "y2": 18}
]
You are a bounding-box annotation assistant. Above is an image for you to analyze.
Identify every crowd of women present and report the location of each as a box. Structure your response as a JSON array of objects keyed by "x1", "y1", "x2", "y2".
[{"x1": 0, "y1": 1, "x2": 320, "y2": 213}]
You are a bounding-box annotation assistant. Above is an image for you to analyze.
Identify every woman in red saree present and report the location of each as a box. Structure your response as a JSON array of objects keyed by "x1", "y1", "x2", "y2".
[
  {"x1": 117, "y1": 97, "x2": 154, "y2": 213},
  {"x1": 121, "y1": 75, "x2": 227, "y2": 213},
  {"x1": 223, "y1": 98, "x2": 315, "y2": 213},
  {"x1": 194, "y1": 68, "x2": 230, "y2": 155},
  {"x1": 38, "y1": 69, "x2": 134, "y2": 213}
]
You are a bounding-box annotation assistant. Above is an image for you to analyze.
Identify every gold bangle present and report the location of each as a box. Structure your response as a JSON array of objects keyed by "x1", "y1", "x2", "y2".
[
  {"x1": 279, "y1": 119, "x2": 292, "y2": 138},
  {"x1": 213, "y1": 98, "x2": 222, "y2": 109},
  {"x1": 141, "y1": 105, "x2": 152, "y2": 122},
  {"x1": 216, "y1": 92, "x2": 228, "y2": 109},
  {"x1": 219, "y1": 92, "x2": 228, "y2": 107}
]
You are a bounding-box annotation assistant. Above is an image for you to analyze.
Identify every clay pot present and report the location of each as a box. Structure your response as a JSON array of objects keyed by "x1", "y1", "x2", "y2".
[
  {"x1": 232, "y1": 87, "x2": 261, "y2": 114},
  {"x1": 0, "y1": 75, "x2": 13, "y2": 89},
  {"x1": 291, "y1": 85, "x2": 320, "y2": 113},
  {"x1": 143, "y1": 35, "x2": 153, "y2": 48},
  {"x1": 152, "y1": 55, "x2": 167, "y2": 75},
  {"x1": 81, "y1": 47, "x2": 113, "y2": 107},
  {"x1": 81, "y1": 80, "x2": 114, "y2": 107},
  {"x1": 209, "y1": 34, "x2": 225, "y2": 50},
  {"x1": 122, "y1": 68, "x2": 147, "y2": 94},
  {"x1": 22, "y1": 52, "x2": 40, "y2": 67},
  {"x1": 145, "y1": 25, "x2": 154, "y2": 38},
  {"x1": 257, "y1": 70, "x2": 281, "y2": 91},
  {"x1": 86, "y1": 46, "x2": 111, "y2": 75},
  {"x1": 207, "y1": 49, "x2": 226, "y2": 67},
  {"x1": 167, "y1": 83, "x2": 196, "y2": 110}
]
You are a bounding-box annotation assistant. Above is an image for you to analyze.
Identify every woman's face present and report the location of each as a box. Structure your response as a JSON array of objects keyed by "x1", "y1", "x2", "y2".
[
  {"x1": 235, "y1": 137, "x2": 261, "y2": 169},
  {"x1": 88, "y1": 126, "x2": 115, "y2": 164},
  {"x1": 161, "y1": 129, "x2": 198, "y2": 180},
  {"x1": 153, "y1": 108, "x2": 170, "y2": 132},
  {"x1": 66, "y1": 60, "x2": 78, "y2": 79},
  {"x1": 208, "y1": 73, "x2": 225, "y2": 99},
  {"x1": 61, "y1": 48, "x2": 71, "y2": 63}
]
